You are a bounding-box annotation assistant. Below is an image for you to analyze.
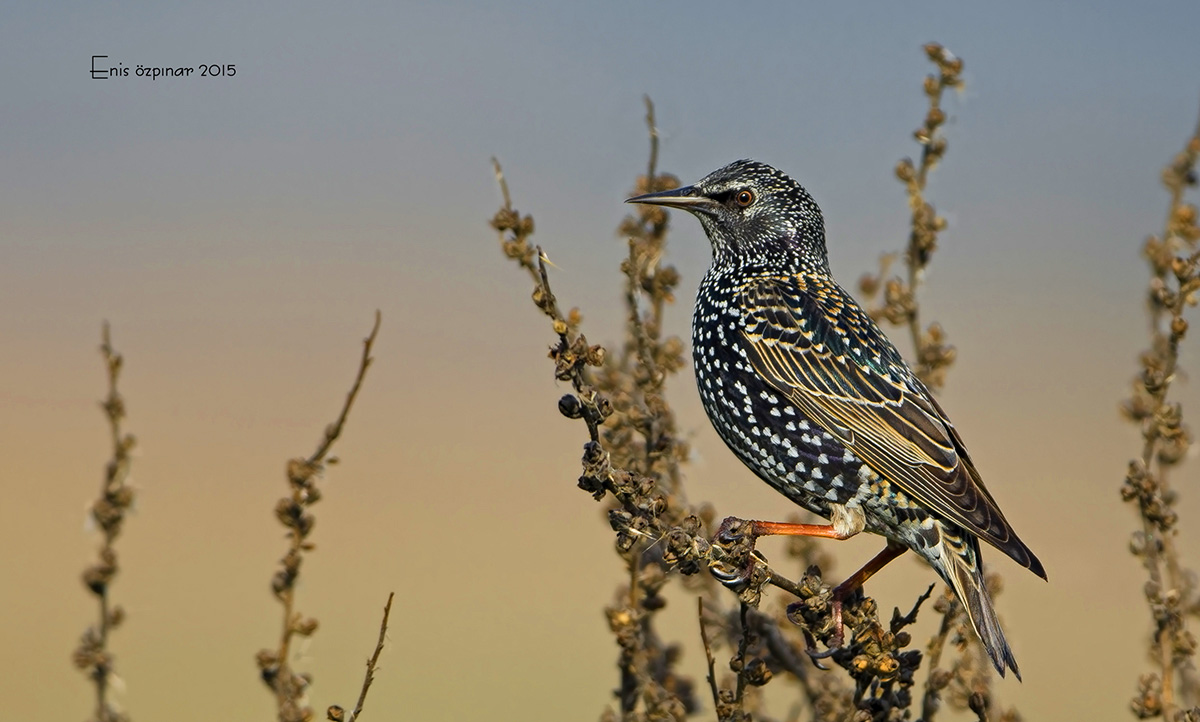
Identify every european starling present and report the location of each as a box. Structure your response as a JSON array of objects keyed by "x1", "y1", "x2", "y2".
[{"x1": 627, "y1": 159, "x2": 1045, "y2": 679}]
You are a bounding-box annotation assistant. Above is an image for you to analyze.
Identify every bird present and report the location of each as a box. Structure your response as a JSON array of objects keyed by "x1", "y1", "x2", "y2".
[{"x1": 626, "y1": 159, "x2": 1045, "y2": 679}]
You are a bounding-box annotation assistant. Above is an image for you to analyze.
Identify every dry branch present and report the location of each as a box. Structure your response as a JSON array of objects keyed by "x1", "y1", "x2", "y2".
[
  {"x1": 256, "y1": 312, "x2": 383, "y2": 722},
  {"x1": 1122, "y1": 107, "x2": 1200, "y2": 721},
  {"x1": 327, "y1": 592, "x2": 396, "y2": 722},
  {"x1": 73, "y1": 323, "x2": 137, "y2": 722}
]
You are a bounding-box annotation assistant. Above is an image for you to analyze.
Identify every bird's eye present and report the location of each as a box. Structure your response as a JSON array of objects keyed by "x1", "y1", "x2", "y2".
[{"x1": 735, "y1": 190, "x2": 755, "y2": 207}]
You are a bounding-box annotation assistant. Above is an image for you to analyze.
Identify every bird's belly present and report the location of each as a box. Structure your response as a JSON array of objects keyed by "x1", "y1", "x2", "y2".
[
  {"x1": 693, "y1": 342, "x2": 867, "y2": 516},
  {"x1": 692, "y1": 338, "x2": 944, "y2": 556}
]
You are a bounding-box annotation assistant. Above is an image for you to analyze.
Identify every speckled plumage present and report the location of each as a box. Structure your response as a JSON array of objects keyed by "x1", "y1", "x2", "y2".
[{"x1": 628, "y1": 160, "x2": 1045, "y2": 679}]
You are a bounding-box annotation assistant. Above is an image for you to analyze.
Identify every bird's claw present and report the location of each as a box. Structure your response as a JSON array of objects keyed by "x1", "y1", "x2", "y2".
[
  {"x1": 709, "y1": 560, "x2": 753, "y2": 589},
  {"x1": 803, "y1": 631, "x2": 845, "y2": 665},
  {"x1": 791, "y1": 600, "x2": 847, "y2": 667},
  {"x1": 714, "y1": 515, "x2": 753, "y2": 546},
  {"x1": 801, "y1": 630, "x2": 833, "y2": 670},
  {"x1": 710, "y1": 516, "x2": 760, "y2": 590}
]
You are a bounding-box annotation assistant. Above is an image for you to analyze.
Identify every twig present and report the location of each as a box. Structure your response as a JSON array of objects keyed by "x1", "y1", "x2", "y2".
[
  {"x1": 491, "y1": 161, "x2": 606, "y2": 446},
  {"x1": 860, "y1": 42, "x2": 963, "y2": 392},
  {"x1": 919, "y1": 590, "x2": 961, "y2": 722},
  {"x1": 328, "y1": 592, "x2": 396, "y2": 722},
  {"x1": 1122, "y1": 104, "x2": 1200, "y2": 721},
  {"x1": 699, "y1": 598, "x2": 721, "y2": 711},
  {"x1": 613, "y1": 95, "x2": 687, "y2": 501},
  {"x1": 309, "y1": 310, "x2": 382, "y2": 465},
  {"x1": 852, "y1": 43, "x2": 1019, "y2": 719},
  {"x1": 74, "y1": 323, "x2": 137, "y2": 722},
  {"x1": 257, "y1": 312, "x2": 383, "y2": 722},
  {"x1": 494, "y1": 140, "x2": 700, "y2": 720},
  {"x1": 734, "y1": 602, "x2": 752, "y2": 707}
]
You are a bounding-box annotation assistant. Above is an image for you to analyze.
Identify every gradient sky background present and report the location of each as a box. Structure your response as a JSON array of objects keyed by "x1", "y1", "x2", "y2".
[{"x1": 4, "y1": 2, "x2": 1200, "y2": 719}]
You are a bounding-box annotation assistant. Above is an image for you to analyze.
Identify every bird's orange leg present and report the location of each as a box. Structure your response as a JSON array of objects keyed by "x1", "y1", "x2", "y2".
[
  {"x1": 715, "y1": 516, "x2": 861, "y2": 549},
  {"x1": 817, "y1": 542, "x2": 908, "y2": 653},
  {"x1": 711, "y1": 516, "x2": 861, "y2": 587},
  {"x1": 711, "y1": 517, "x2": 909, "y2": 660},
  {"x1": 743, "y1": 519, "x2": 859, "y2": 540}
]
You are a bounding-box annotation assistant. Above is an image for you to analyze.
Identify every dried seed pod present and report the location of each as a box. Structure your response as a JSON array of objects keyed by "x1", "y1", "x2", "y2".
[{"x1": 557, "y1": 394, "x2": 583, "y2": 419}]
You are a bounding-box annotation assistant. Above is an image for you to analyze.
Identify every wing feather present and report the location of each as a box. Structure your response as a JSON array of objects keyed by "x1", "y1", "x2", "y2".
[{"x1": 738, "y1": 274, "x2": 1045, "y2": 578}]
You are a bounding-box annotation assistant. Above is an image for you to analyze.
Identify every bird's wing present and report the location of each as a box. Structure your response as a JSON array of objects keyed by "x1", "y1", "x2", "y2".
[{"x1": 736, "y1": 273, "x2": 1045, "y2": 578}]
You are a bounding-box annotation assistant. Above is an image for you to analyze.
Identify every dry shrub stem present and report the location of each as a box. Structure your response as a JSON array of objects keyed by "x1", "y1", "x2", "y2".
[
  {"x1": 256, "y1": 311, "x2": 384, "y2": 722},
  {"x1": 859, "y1": 42, "x2": 963, "y2": 394},
  {"x1": 74, "y1": 323, "x2": 137, "y2": 722},
  {"x1": 493, "y1": 69, "x2": 978, "y2": 722},
  {"x1": 699, "y1": 598, "x2": 722, "y2": 711},
  {"x1": 327, "y1": 592, "x2": 396, "y2": 722},
  {"x1": 918, "y1": 591, "x2": 961, "y2": 721},
  {"x1": 853, "y1": 44, "x2": 1018, "y2": 722},
  {"x1": 1122, "y1": 107, "x2": 1200, "y2": 722}
]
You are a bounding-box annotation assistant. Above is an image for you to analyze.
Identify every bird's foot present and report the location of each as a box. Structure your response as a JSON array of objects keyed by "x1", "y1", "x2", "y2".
[
  {"x1": 709, "y1": 516, "x2": 759, "y2": 589},
  {"x1": 714, "y1": 515, "x2": 755, "y2": 546},
  {"x1": 789, "y1": 595, "x2": 848, "y2": 664},
  {"x1": 799, "y1": 629, "x2": 832, "y2": 669}
]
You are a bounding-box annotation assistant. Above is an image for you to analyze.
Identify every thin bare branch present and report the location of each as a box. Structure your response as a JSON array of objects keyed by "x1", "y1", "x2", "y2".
[
  {"x1": 699, "y1": 598, "x2": 721, "y2": 711},
  {"x1": 309, "y1": 310, "x2": 382, "y2": 465},
  {"x1": 257, "y1": 313, "x2": 383, "y2": 722},
  {"x1": 327, "y1": 592, "x2": 395, "y2": 722}
]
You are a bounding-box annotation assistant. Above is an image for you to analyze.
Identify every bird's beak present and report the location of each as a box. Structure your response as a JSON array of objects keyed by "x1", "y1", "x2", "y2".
[{"x1": 625, "y1": 185, "x2": 717, "y2": 213}]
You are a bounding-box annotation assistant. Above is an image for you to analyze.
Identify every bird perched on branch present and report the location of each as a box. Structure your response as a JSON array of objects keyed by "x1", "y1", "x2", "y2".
[{"x1": 627, "y1": 159, "x2": 1045, "y2": 679}]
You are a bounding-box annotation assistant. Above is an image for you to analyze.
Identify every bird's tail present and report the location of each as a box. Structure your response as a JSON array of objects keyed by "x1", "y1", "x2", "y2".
[{"x1": 937, "y1": 529, "x2": 1021, "y2": 680}]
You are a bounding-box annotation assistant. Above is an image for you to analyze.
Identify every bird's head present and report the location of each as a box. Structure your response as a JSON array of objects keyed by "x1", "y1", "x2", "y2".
[{"x1": 626, "y1": 159, "x2": 828, "y2": 272}]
